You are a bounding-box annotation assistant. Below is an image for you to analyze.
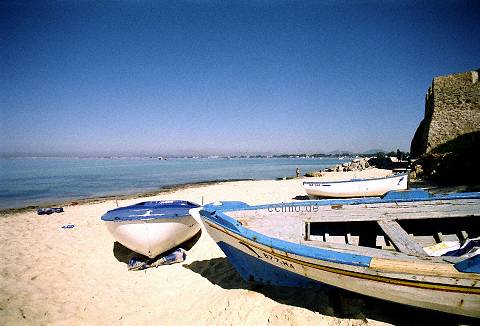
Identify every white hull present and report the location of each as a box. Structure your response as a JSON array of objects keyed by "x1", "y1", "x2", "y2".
[
  {"x1": 104, "y1": 216, "x2": 200, "y2": 258},
  {"x1": 304, "y1": 173, "x2": 408, "y2": 198}
]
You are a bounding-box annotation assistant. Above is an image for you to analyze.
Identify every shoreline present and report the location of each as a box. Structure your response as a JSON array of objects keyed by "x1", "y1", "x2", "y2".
[
  {"x1": 1, "y1": 169, "x2": 473, "y2": 325},
  {"x1": 0, "y1": 178, "x2": 254, "y2": 215},
  {"x1": 0, "y1": 166, "x2": 382, "y2": 214},
  {"x1": 1, "y1": 156, "x2": 345, "y2": 214},
  {"x1": 3, "y1": 167, "x2": 474, "y2": 215}
]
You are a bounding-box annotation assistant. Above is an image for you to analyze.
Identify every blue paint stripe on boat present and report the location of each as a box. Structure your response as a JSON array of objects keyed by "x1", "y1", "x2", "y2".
[
  {"x1": 202, "y1": 211, "x2": 372, "y2": 268},
  {"x1": 101, "y1": 200, "x2": 199, "y2": 221},
  {"x1": 217, "y1": 241, "x2": 326, "y2": 287},
  {"x1": 201, "y1": 190, "x2": 480, "y2": 268}
]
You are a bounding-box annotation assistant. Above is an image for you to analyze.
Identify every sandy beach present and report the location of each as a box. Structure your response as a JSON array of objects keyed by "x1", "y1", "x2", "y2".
[
  {"x1": 0, "y1": 169, "x2": 471, "y2": 325},
  {"x1": 3, "y1": 1, "x2": 478, "y2": 324}
]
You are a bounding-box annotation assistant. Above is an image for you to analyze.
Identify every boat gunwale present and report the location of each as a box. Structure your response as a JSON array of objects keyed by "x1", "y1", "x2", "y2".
[
  {"x1": 201, "y1": 208, "x2": 373, "y2": 267},
  {"x1": 201, "y1": 215, "x2": 480, "y2": 286},
  {"x1": 101, "y1": 200, "x2": 200, "y2": 222},
  {"x1": 200, "y1": 191, "x2": 480, "y2": 278},
  {"x1": 208, "y1": 190, "x2": 480, "y2": 212}
]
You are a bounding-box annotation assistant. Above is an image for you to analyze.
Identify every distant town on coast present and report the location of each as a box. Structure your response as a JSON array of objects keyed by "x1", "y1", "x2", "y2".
[
  {"x1": 1, "y1": 149, "x2": 408, "y2": 160},
  {"x1": 148, "y1": 149, "x2": 408, "y2": 160}
]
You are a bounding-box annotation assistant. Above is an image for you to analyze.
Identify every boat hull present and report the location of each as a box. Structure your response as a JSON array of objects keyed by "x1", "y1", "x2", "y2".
[
  {"x1": 104, "y1": 216, "x2": 200, "y2": 258},
  {"x1": 304, "y1": 173, "x2": 408, "y2": 198},
  {"x1": 197, "y1": 201, "x2": 480, "y2": 318},
  {"x1": 102, "y1": 200, "x2": 201, "y2": 258}
]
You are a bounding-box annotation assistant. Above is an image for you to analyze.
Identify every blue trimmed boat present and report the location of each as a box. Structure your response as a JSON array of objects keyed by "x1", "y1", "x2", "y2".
[
  {"x1": 303, "y1": 172, "x2": 408, "y2": 198},
  {"x1": 193, "y1": 190, "x2": 480, "y2": 317},
  {"x1": 102, "y1": 200, "x2": 200, "y2": 258}
]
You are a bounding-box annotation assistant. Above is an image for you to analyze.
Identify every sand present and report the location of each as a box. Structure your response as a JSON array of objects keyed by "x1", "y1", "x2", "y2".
[{"x1": 0, "y1": 169, "x2": 466, "y2": 325}]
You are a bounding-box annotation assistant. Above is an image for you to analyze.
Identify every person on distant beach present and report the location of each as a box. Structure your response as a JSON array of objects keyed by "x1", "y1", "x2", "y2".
[
  {"x1": 296, "y1": 167, "x2": 300, "y2": 177},
  {"x1": 396, "y1": 149, "x2": 402, "y2": 161}
]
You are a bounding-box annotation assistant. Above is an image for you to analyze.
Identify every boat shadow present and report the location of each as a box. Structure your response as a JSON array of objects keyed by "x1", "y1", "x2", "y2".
[
  {"x1": 292, "y1": 195, "x2": 310, "y2": 200},
  {"x1": 183, "y1": 257, "x2": 475, "y2": 325},
  {"x1": 112, "y1": 230, "x2": 203, "y2": 264}
]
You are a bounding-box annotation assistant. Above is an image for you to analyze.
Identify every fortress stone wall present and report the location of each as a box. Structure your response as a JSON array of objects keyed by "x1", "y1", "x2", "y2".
[{"x1": 410, "y1": 69, "x2": 480, "y2": 157}]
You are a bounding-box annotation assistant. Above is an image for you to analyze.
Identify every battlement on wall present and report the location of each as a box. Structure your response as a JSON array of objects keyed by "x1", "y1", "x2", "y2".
[
  {"x1": 411, "y1": 69, "x2": 480, "y2": 158},
  {"x1": 424, "y1": 70, "x2": 478, "y2": 118}
]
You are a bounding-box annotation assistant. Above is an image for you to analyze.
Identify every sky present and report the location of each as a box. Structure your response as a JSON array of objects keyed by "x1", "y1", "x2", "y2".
[{"x1": 1, "y1": 0, "x2": 479, "y2": 156}]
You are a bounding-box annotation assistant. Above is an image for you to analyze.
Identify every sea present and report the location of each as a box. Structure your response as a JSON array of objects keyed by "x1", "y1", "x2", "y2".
[{"x1": 0, "y1": 157, "x2": 345, "y2": 209}]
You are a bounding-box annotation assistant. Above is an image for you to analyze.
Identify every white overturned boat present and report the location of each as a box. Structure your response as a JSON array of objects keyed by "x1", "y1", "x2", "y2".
[
  {"x1": 101, "y1": 200, "x2": 200, "y2": 258},
  {"x1": 303, "y1": 172, "x2": 408, "y2": 198}
]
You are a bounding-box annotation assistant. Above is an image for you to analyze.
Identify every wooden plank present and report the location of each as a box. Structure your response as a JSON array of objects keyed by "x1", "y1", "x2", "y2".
[
  {"x1": 303, "y1": 202, "x2": 479, "y2": 223},
  {"x1": 434, "y1": 232, "x2": 444, "y2": 242},
  {"x1": 346, "y1": 233, "x2": 352, "y2": 245},
  {"x1": 459, "y1": 230, "x2": 469, "y2": 241},
  {"x1": 303, "y1": 209, "x2": 479, "y2": 223},
  {"x1": 229, "y1": 199, "x2": 480, "y2": 223},
  {"x1": 304, "y1": 221, "x2": 310, "y2": 240},
  {"x1": 300, "y1": 238, "x2": 416, "y2": 259},
  {"x1": 377, "y1": 220, "x2": 427, "y2": 256},
  {"x1": 370, "y1": 257, "x2": 480, "y2": 280}
]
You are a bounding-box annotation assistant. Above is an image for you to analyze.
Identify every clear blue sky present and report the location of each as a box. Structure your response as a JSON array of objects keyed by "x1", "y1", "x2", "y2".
[{"x1": 1, "y1": 1, "x2": 479, "y2": 156}]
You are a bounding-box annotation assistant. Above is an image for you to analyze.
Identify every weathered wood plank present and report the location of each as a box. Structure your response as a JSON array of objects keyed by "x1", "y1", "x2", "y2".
[
  {"x1": 308, "y1": 200, "x2": 479, "y2": 222},
  {"x1": 300, "y1": 238, "x2": 417, "y2": 259},
  {"x1": 459, "y1": 230, "x2": 469, "y2": 241},
  {"x1": 305, "y1": 210, "x2": 478, "y2": 223},
  {"x1": 228, "y1": 199, "x2": 480, "y2": 223},
  {"x1": 434, "y1": 232, "x2": 444, "y2": 242},
  {"x1": 377, "y1": 220, "x2": 427, "y2": 256},
  {"x1": 304, "y1": 221, "x2": 310, "y2": 240},
  {"x1": 370, "y1": 257, "x2": 480, "y2": 280}
]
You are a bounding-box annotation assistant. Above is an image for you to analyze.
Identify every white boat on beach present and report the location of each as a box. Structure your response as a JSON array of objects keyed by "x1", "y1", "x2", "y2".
[
  {"x1": 101, "y1": 200, "x2": 200, "y2": 258},
  {"x1": 195, "y1": 190, "x2": 480, "y2": 317},
  {"x1": 303, "y1": 172, "x2": 408, "y2": 198}
]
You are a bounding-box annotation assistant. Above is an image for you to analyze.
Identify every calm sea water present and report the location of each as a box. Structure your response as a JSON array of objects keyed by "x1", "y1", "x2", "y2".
[{"x1": 0, "y1": 157, "x2": 344, "y2": 209}]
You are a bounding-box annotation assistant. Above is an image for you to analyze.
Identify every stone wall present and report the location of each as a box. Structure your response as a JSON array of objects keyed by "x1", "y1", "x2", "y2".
[{"x1": 410, "y1": 69, "x2": 480, "y2": 158}]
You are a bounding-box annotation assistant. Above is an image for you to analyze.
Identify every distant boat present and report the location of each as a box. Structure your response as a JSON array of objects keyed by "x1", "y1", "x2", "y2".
[
  {"x1": 102, "y1": 200, "x2": 200, "y2": 258},
  {"x1": 303, "y1": 172, "x2": 408, "y2": 198},
  {"x1": 194, "y1": 190, "x2": 480, "y2": 317}
]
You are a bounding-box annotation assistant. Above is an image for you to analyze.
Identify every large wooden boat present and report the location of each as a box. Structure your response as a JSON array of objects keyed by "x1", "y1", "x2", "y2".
[{"x1": 193, "y1": 190, "x2": 480, "y2": 317}]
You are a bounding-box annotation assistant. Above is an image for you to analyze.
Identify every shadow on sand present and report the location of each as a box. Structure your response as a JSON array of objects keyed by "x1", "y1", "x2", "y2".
[
  {"x1": 292, "y1": 195, "x2": 310, "y2": 200},
  {"x1": 183, "y1": 257, "x2": 475, "y2": 325},
  {"x1": 112, "y1": 230, "x2": 203, "y2": 264}
]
